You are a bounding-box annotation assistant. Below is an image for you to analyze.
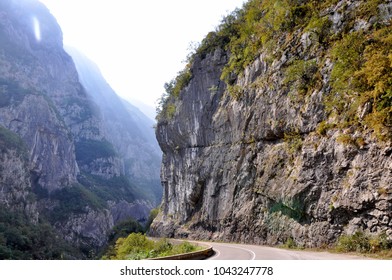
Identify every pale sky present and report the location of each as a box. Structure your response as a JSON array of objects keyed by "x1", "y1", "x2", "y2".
[{"x1": 38, "y1": 0, "x2": 246, "y2": 111}]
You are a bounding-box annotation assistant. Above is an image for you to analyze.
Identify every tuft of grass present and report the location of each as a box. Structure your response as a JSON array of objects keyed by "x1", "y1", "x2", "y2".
[
  {"x1": 316, "y1": 121, "x2": 335, "y2": 136},
  {"x1": 281, "y1": 237, "x2": 298, "y2": 249},
  {"x1": 336, "y1": 134, "x2": 355, "y2": 146},
  {"x1": 284, "y1": 130, "x2": 303, "y2": 154},
  {"x1": 228, "y1": 84, "x2": 244, "y2": 100}
]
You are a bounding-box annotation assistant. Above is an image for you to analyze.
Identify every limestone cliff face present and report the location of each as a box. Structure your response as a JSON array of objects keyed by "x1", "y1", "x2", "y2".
[
  {"x1": 0, "y1": 127, "x2": 38, "y2": 222},
  {"x1": 0, "y1": 0, "x2": 82, "y2": 192},
  {"x1": 151, "y1": 0, "x2": 392, "y2": 247},
  {"x1": 0, "y1": 0, "x2": 161, "y2": 257}
]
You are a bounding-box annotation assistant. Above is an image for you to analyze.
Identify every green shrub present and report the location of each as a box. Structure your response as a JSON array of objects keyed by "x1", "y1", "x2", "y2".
[
  {"x1": 165, "y1": 104, "x2": 176, "y2": 119},
  {"x1": 145, "y1": 208, "x2": 159, "y2": 232},
  {"x1": 284, "y1": 59, "x2": 320, "y2": 96},
  {"x1": 155, "y1": 67, "x2": 191, "y2": 121},
  {"x1": 304, "y1": 15, "x2": 331, "y2": 45},
  {"x1": 336, "y1": 231, "x2": 370, "y2": 253},
  {"x1": 114, "y1": 233, "x2": 154, "y2": 260},
  {"x1": 109, "y1": 219, "x2": 144, "y2": 243},
  {"x1": 172, "y1": 241, "x2": 196, "y2": 254},
  {"x1": 357, "y1": 0, "x2": 383, "y2": 19},
  {"x1": 281, "y1": 237, "x2": 297, "y2": 249},
  {"x1": 330, "y1": 32, "x2": 366, "y2": 95},
  {"x1": 335, "y1": 231, "x2": 392, "y2": 253}
]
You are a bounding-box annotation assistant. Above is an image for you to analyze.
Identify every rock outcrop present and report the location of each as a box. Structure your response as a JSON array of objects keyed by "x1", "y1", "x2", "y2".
[{"x1": 151, "y1": 0, "x2": 392, "y2": 247}]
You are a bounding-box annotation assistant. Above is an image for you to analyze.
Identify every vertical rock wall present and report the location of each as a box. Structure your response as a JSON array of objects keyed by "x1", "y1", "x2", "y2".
[{"x1": 151, "y1": 0, "x2": 392, "y2": 247}]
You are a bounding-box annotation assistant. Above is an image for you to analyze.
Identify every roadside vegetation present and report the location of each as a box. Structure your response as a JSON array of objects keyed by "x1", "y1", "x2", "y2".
[
  {"x1": 333, "y1": 231, "x2": 392, "y2": 258},
  {"x1": 102, "y1": 233, "x2": 202, "y2": 260},
  {"x1": 280, "y1": 231, "x2": 392, "y2": 259}
]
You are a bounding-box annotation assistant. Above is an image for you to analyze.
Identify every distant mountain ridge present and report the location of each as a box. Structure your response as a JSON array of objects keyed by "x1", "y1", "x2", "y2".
[
  {"x1": 65, "y1": 46, "x2": 162, "y2": 206},
  {"x1": 127, "y1": 98, "x2": 157, "y2": 121}
]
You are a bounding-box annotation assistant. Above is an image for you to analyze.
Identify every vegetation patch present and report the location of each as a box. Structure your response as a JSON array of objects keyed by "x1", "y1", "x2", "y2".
[
  {"x1": 336, "y1": 134, "x2": 356, "y2": 146},
  {"x1": 77, "y1": 172, "x2": 156, "y2": 203},
  {"x1": 102, "y1": 233, "x2": 201, "y2": 260},
  {"x1": 0, "y1": 78, "x2": 30, "y2": 108},
  {"x1": 316, "y1": 121, "x2": 336, "y2": 136},
  {"x1": 156, "y1": 0, "x2": 391, "y2": 144},
  {"x1": 269, "y1": 199, "x2": 306, "y2": 223},
  {"x1": 284, "y1": 59, "x2": 320, "y2": 97},
  {"x1": 328, "y1": 26, "x2": 392, "y2": 140},
  {"x1": 280, "y1": 237, "x2": 300, "y2": 249},
  {"x1": 213, "y1": 0, "x2": 323, "y2": 83},
  {"x1": 156, "y1": 67, "x2": 192, "y2": 121},
  {"x1": 0, "y1": 206, "x2": 80, "y2": 259},
  {"x1": 48, "y1": 184, "x2": 106, "y2": 222},
  {"x1": 0, "y1": 125, "x2": 28, "y2": 157},
  {"x1": 108, "y1": 220, "x2": 145, "y2": 244},
  {"x1": 75, "y1": 139, "x2": 116, "y2": 165},
  {"x1": 228, "y1": 84, "x2": 244, "y2": 100},
  {"x1": 357, "y1": 0, "x2": 384, "y2": 20},
  {"x1": 304, "y1": 15, "x2": 332, "y2": 46},
  {"x1": 283, "y1": 130, "x2": 303, "y2": 155},
  {"x1": 145, "y1": 208, "x2": 159, "y2": 232},
  {"x1": 335, "y1": 231, "x2": 392, "y2": 254}
]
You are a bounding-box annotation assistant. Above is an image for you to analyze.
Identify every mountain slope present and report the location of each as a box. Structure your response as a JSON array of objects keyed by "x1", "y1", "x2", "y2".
[
  {"x1": 65, "y1": 47, "x2": 162, "y2": 207},
  {"x1": 0, "y1": 0, "x2": 161, "y2": 258},
  {"x1": 151, "y1": 0, "x2": 392, "y2": 247}
]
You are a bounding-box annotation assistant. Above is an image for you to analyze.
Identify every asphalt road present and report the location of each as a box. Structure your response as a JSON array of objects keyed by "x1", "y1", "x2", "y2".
[{"x1": 198, "y1": 241, "x2": 370, "y2": 260}]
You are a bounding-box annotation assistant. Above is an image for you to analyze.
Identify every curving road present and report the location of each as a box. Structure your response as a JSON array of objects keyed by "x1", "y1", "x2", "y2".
[{"x1": 197, "y1": 241, "x2": 370, "y2": 260}]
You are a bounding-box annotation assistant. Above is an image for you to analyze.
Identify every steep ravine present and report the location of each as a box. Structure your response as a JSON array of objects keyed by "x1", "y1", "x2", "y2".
[
  {"x1": 0, "y1": 0, "x2": 161, "y2": 258},
  {"x1": 151, "y1": 0, "x2": 392, "y2": 247}
]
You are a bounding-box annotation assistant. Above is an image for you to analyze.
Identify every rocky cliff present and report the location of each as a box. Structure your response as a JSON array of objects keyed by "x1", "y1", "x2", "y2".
[
  {"x1": 151, "y1": 0, "x2": 392, "y2": 247},
  {"x1": 0, "y1": 0, "x2": 161, "y2": 258}
]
